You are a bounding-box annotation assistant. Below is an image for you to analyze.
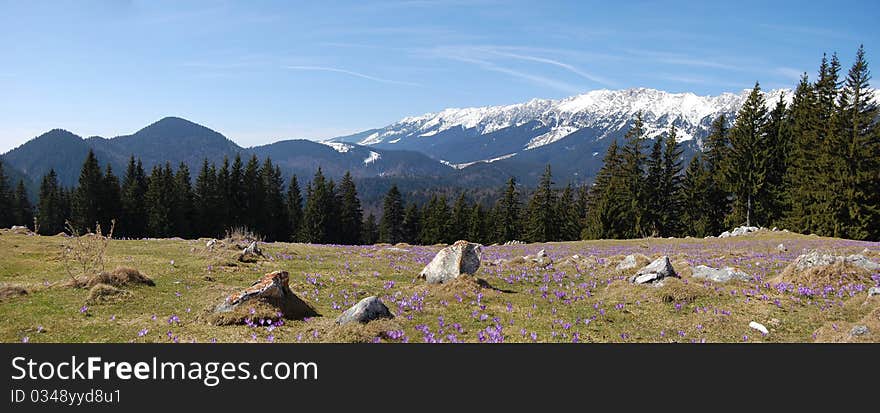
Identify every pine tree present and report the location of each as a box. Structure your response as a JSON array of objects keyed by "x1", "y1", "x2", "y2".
[
  {"x1": 379, "y1": 185, "x2": 404, "y2": 244},
  {"x1": 450, "y1": 193, "x2": 470, "y2": 242},
  {"x1": 171, "y1": 162, "x2": 194, "y2": 238},
  {"x1": 228, "y1": 154, "x2": 245, "y2": 227},
  {"x1": 722, "y1": 82, "x2": 770, "y2": 228},
  {"x1": 36, "y1": 169, "x2": 66, "y2": 235},
  {"x1": 72, "y1": 150, "x2": 104, "y2": 232},
  {"x1": 620, "y1": 112, "x2": 648, "y2": 237},
  {"x1": 0, "y1": 161, "x2": 12, "y2": 228},
  {"x1": 783, "y1": 75, "x2": 822, "y2": 234},
  {"x1": 703, "y1": 115, "x2": 731, "y2": 235},
  {"x1": 584, "y1": 140, "x2": 627, "y2": 239},
  {"x1": 13, "y1": 180, "x2": 33, "y2": 227},
  {"x1": 242, "y1": 155, "x2": 265, "y2": 232},
  {"x1": 286, "y1": 175, "x2": 303, "y2": 242},
  {"x1": 680, "y1": 156, "x2": 710, "y2": 237},
  {"x1": 261, "y1": 160, "x2": 290, "y2": 242},
  {"x1": 493, "y1": 177, "x2": 521, "y2": 243},
  {"x1": 764, "y1": 94, "x2": 789, "y2": 227},
  {"x1": 833, "y1": 45, "x2": 879, "y2": 239},
  {"x1": 467, "y1": 203, "x2": 487, "y2": 244},
  {"x1": 101, "y1": 164, "x2": 122, "y2": 231},
  {"x1": 556, "y1": 183, "x2": 579, "y2": 241},
  {"x1": 216, "y1": 157, "x2": 232, "y2": 232},
  {"x1": 145, "y1": 164, "x2": 174, "y2": 237},
  {"x1": 813, "y1": 53, "x2": 843, "y2": 235},
  {"x1": 337, "y1": 172, "x2": 363, "y2": 244},
  {"x1": 300, "y1": 168, "x2": 336, "y2": 244},
  {"x1": 644, "y1": 136, "x2": 664, "y2": 236},
  {"x1": 659, "y1": 126, "x2": 684, "y2": 236},
  {"x1": 419, "y1": 195, "x2": 451, "y2": 245},
  {"x1": 402, "y1": 202, "x2": 422, "y2": 244},
  {"x1": 120, "y1": 157, "x2": 148, "y2": 238},
  {"x1": 525, "y1": 164, "x2": 557, "y2": 242},
  {"x1": 362, "y1": 213, "x2": 379, "y2": 245},
  {"x1": 194, "y1": 159, "x2": 220, "y2": 237}
]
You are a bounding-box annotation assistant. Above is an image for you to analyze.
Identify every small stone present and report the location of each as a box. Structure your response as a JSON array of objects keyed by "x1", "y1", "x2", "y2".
[
  {"x1": 868, "y1": 287, "x2": 880, "y2": 297},
  {"x1": 776, "y1": 243, "x2": 787, "y2": 252},
  {"x1": 691, "y1": 265, "x2": 751, "y2": 283},
  {"x1": 850, "y1": 325, "x2": 869, "y2": 336}
]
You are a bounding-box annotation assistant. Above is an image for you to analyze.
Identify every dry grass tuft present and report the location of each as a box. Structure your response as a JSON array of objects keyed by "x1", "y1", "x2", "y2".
[
  {"x1": 70, "y1": 266, "x2": 156, "y2": 288},
  {"x1": 297, "y1": 317, "x2": 405, "y2": 343},
  {"x1": 86, "y1": 283, "x2": 131, "y2": 304},
  {"x1": 812, "y1": 306, "x2": 880, "y2": 343},
  {"x1": 775, "y1": 261, "x2": 874, "y2": 286},
  {"x1": 0, "y1": 285, "x2": 28, "y2": 301},
  {"x1": 656, "y1": 278, "x2": 713, "y2": 303}
]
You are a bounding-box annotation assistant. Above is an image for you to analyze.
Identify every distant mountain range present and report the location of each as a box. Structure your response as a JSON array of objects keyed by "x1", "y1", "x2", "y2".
[{"x1": 6, "y1": 87, "x2": 876, "y2": 203}]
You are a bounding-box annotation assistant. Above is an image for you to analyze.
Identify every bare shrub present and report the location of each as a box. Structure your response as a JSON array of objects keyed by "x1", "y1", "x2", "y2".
[
  {"x1": 224, "y1": 226, "x2": 263, "y2": 246},
  {"x1": 61, "y1": 220, "x2": 115, "y2": 285}
]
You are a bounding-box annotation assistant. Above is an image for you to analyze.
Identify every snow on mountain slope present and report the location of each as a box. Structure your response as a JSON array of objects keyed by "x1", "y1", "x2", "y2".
[{"x1": 357, "y1": 88, "x2": 792, "y2": 148}]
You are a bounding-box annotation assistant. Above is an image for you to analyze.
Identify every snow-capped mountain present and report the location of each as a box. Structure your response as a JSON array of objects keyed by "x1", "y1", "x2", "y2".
[{"x1": 334, "y1": 87, "x2": 793, "y2": 167}]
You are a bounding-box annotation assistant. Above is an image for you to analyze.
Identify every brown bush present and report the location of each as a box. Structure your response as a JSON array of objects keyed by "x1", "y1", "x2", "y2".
[
  {"x1": 775, "y1": 262, "x2": 874, "y2": 286},
  {"x1": 656, "y1": 278, "x2": 712, "y2": 303}
]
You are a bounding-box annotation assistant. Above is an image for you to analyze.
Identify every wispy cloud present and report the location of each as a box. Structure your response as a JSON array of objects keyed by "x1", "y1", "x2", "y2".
[
  {"x1": 621, "y1": 48, "x2": 744, "y2": 71},
  {"x1": 284, "y1": 65, "x2": 420, "y2": 86},
  {"x1": 424, "y1": 45, "x2": 612, "y2": 91},
  {"x1": 482, "y1": 49, "x2": 616, "y2": 87}
]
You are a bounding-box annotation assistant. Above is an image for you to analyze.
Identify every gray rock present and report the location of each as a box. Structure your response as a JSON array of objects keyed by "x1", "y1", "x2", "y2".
[
  {"x1": 419, "y1": 240, "x2": 482, "y2": 284},
  {"x1": 238, "y1": 241, "x2": 264, "y2": 262},
  {"x1": 791, "y1": 251, "x2": 880, "y2": 272},
  {"x1": 718, "y1": 226, "x2": 760, "y2": 238},
  {"x1": 206, "y1": 239, "x2": 218, "y2": 249},
  {"x1": 691, "y1": 265, "x2": 751, "y2": 283},
  {"x1": 616, "y1": 254, "x2": 639, "y2": 271},
  {"x1": 850, "y1": 325, "x2": 869, "y2": 336},
  {"x1": 868, "y1": 287, "x2": 880, "y2": 297},
  {"x1": 776, "y1": 243, "x2": 787, "y2": 252},
  {"x1": 336, "y1": 296, "x2": 394, "y2": 325},
  {"x1": 503, "y1": 240, "x2": 525, "y2": 245},
  {"x1": 630, "y1": 256, "x2": 677, "y2": 284}
]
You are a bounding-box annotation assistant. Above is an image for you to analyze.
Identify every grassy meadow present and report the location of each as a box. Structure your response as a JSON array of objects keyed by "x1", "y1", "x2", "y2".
[{"x1": 1, "y1": 229, "x2": 879, "y2": 343}]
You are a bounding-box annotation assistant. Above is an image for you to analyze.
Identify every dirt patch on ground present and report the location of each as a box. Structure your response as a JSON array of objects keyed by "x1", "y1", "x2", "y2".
[
  {"x1": 0, "y1": 285, "x2": 28, "y2": 301},
  {"x1": 774, "y1": 262, "x2": 874, "y2": 286},
  {"x1": 86, "y1": 283, "x2": 131, "y2": 304}
]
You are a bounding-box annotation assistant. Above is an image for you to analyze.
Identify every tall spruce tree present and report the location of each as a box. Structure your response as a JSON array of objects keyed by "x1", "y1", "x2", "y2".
[
  {"x1": 337, "y1": 172, "x2": 363, "y2": 244},
  {"x1": 362, "y1": 213, "x2": 379, "y2": 245},
  {"x1": 702, "y1": 115, "x2": 731, "y2": 235},
  {"x1": 722, "y1": 83, "x2": 770, "y2": 227},
  {"x1": 680, "y1": 156, "x2": 710, "y2": 237},
  {"x1": 261, "y1": 160, "x2": 290, "y2": 242},
  {"x1": 120, "y1": 157, "x2": 148, "y2": 238},
  {"x1": 194, "y1": 159, "x2": 220, "y2": 237},
  {"x1": 659, "y1": 126, "x2": 684, "y2": 236},
  {"x1": 145, "y1": 164, "x2": 174, "y2": 237},
  {"x1": 286, "y1": 175, "x2": 303, "y2": 242},
  {"x1": 450, "y1": 193, "x2": 470, "y2": 242},
  {"x1": 764, "y1": 94, "x2": 789, "y2": 227},
  {"x1": 379, "y1": 185, "x2": 404, "y2": 244},
  {"x1": 493, "y1": 177, "x2": 521, "y2": 243},
  {"x1": 402, "y1": 203, "x2": 422, "y2": 244},
  {"x1": 833, "y1": 45, "x2": 879, "y2": 239},
  {"x1": 783, "y1": 75, "x2": 822, "y2": 234},
  {"x1": 36, "y1": 169, "x2": 65, "y2": 235},
  {"x1": 525, "y1": 165, "x2": 557, "y2": 242},
  {"x1": 620, "y1": 112, "x2": 648, "y2": 237},
  {"x1": 13, "y1": 180, "x2": 33, "y2": 227},
  {"x1": 300, "y1": 168, "x2": 336, "y2": 244},
  {"x1": 72, "y1": 150, "x2": 104, "y2": 232},
  {"x1": 467, "y1": 203, "x2": 487, "y2": 244},
  {"x1": 556, "y1": 183, "x2": 579, "y2": 241},
  {"x1": 644, "y1": 136, "x2": 665, "y2": 236},
  {"x1": 583, "y1": 140, "x2": 627, "y2": 239},
  {"x1": 420, "y1": 195, "x2": 451, "y2": 245},
  {"x1": 101, "y1": 164, "x2": 121, "y2": 231},
  {"x1": 0, "y1": 161, "x2": 12, "y2": 228}
]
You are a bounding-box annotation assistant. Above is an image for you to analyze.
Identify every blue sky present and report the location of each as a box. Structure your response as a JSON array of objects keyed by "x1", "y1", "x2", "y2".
[{"x1": 1, "y1": 0, "x2": 877, "y2": 152}]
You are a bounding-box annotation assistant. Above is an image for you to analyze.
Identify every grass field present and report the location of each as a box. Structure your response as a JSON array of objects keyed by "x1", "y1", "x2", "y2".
[{"x1": 1, "y1": 229, "x2": 879, "y2": 343}]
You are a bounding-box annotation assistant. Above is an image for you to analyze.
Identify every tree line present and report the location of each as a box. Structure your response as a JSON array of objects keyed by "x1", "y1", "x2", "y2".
[
  {"x1": 585, "y1": 46, "x2": 879, "y2": 240},
  {"x1": 1, "y1": 46, "x2": 876, "y2": 243}
]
